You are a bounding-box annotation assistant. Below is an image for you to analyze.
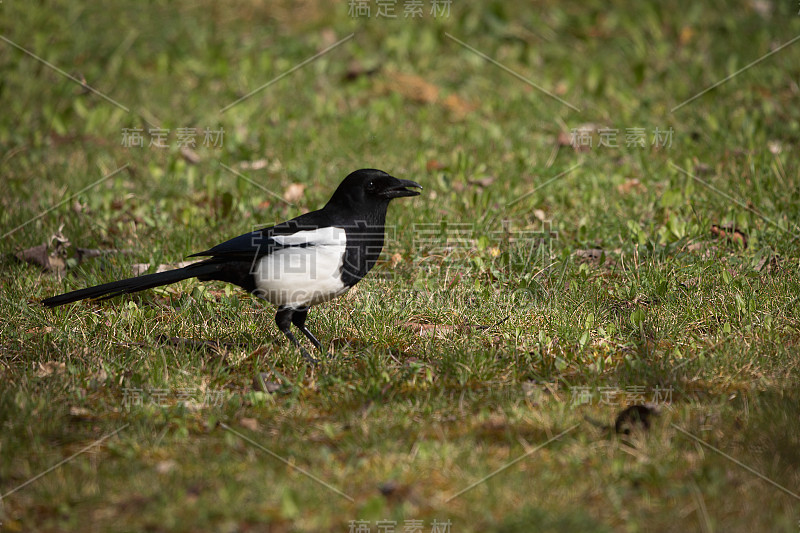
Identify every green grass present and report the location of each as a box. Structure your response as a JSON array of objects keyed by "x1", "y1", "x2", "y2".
[{"x1": 2, "y1": 0, "x2": 800, "y2": 531}]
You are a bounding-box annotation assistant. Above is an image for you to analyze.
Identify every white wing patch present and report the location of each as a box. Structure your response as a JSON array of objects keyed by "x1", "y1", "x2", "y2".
[
  {"x1": 253, "y1": 226, "x2": 349, "y2": 308},
  {"x1": 271, "y1": 226, "x2": 346, "y2": 247}
]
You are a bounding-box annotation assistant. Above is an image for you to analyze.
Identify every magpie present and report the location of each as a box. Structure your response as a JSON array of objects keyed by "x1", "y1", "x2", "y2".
[{"x1": 42, "y1": 169, "x2": 422, "y2": 360}]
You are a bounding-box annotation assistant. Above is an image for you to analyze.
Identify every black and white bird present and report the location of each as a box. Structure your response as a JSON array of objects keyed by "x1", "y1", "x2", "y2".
[{"x1": 42, "y1": 169, "x2": 422, "y2": 360}]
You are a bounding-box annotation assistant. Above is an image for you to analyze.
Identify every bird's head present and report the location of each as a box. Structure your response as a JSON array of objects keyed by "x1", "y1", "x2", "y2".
[{"x1": 326, "y1": 169, "x2": 422, "y2": 209}]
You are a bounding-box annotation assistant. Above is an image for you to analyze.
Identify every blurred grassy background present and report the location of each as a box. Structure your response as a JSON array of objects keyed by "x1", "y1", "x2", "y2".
[{"x1": 1, "y1": 1, "x2": 800, "y2": 531}]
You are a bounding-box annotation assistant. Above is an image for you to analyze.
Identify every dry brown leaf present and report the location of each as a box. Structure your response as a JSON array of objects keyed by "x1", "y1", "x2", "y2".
[
  {"x1": 283, "y1": 183, "x2": 306, "y2": 203},
  {"x1": 390, "y1": 72, "x2": 439, "y2": 103},
  {"x1": 239, "y1": 417, "x2": 260, "y2": 431},
  {"x1": 442, "y1": 93, "x2": 475, "y2": 117},
  {"x1": 390, "y1": 253, "x2": 403, "y2": 268},
  {"x1": 426, "y1": 159, "x2": 447, "y2": 172},
  {"x1": 710, "y1": 224, "x2": 747, "y2": 248},
  {"x1": 617, "y1": 178, "x2": 642, "y2": 194},
  {"x1": 16, "y1": 244, "x2": 66, "y2": 272}
]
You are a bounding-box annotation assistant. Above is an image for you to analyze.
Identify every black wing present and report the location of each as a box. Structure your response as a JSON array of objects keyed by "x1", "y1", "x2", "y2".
[{"x1": 187, "y1": 210, "x2": 333, "y2": 261}]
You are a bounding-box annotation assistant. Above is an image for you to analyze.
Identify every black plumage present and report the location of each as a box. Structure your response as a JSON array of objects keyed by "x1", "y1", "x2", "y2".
[{"x1": 42, "y1": 169, "x2": 422, "y2": 360}]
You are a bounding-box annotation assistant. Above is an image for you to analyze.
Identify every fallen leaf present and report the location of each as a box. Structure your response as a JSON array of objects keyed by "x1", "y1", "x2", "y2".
[
  {"x1": 390, "y1": 253, "x2": 403, "y2": 268},
  {"x1": 16, "y1": 244, "x2": 66, "y2": 273},
  {"x1": 426, "y1": 159, "x2": 447, "y2": 171},
  {"x1": 17, "y1": 244, "x2": 51, "y2": 268},
  {"x1": 442, "y1": 93, "x2": 475, "y2": 117},
  {"x1": 390, "y1": 72, "x2": 439, "y2": 104},
  {"x1": 617, "y1": 178, "x2": 642, "y2": 194},
  {"x1": 239, "y1": 417, "x2": 260, "y2": 431},
  {"x1": 283, "y1": 183, "x2": 306, "y2": 203},
  {"x1": 710, "y1": 224, "x2": 747, "y2": 248}
]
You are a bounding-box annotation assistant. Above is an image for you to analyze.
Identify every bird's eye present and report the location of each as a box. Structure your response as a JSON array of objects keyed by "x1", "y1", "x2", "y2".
[{"x1": 366, "y1": 180, "x2": 375, "y2": 190}]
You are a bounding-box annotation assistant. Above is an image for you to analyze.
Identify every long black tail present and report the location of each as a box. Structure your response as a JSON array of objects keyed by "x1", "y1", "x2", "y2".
[{"x1": 42, "y1": 261, "x2": 222, "y2": 308}]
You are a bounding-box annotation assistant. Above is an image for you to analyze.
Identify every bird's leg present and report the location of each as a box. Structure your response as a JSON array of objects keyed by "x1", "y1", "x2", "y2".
[
  {"x1": 291, "y1": 307, "x2": 330, "y2": 358},
  {"x1": 275, "y1": 306, "x2": 317, "y2": 363}
]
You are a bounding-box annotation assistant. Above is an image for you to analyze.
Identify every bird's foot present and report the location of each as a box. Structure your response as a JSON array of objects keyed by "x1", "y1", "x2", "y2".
[{"x1": 299, "y1": 347, "x2": 320, "y2": 364}]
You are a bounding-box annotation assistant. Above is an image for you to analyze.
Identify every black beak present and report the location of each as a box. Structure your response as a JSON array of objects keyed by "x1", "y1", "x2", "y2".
[{"x1": 381, "y1": 178, "x2": 423, "y2": 199}]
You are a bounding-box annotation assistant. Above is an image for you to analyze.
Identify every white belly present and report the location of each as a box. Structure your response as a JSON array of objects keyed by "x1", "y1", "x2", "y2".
[{"x1": 251, "y1": 227, "x2": 349, "y2": 308}]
